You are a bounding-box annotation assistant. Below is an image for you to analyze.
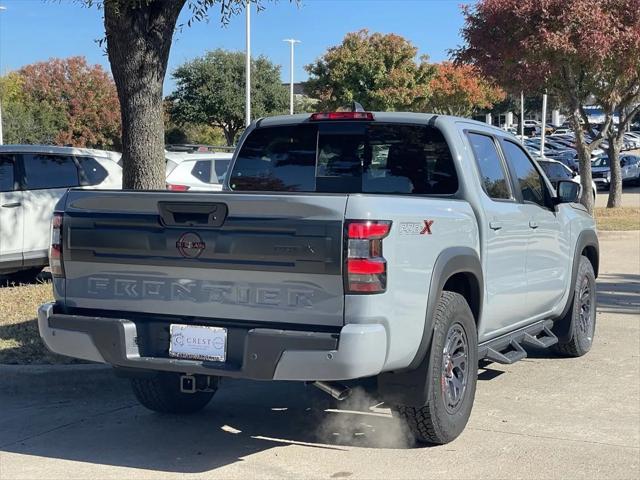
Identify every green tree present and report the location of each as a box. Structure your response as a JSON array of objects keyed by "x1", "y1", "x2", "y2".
[
  {"x1": 169, "y1": 50, "x2": 288, "y2": 146},
  {"x1": 0, "y1": 72, "x2": 61, "y2": 144},
  {"x1": 81, "y1": 0, "x2": 290, "y2": 189},
  {"x1": 305, "y1": 29, "x2": 433, "y2": 111}
]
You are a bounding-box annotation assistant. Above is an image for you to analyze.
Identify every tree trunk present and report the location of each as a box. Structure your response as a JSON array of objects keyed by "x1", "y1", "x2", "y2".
[
  {"x1": 606, "y1": 134, "x2": 623, "y2": 208},
  {"x1": 223, "y1": 127, "x2": 237, "y2": 147},
  {"x1": 570, "y1": 112, "x2": 595, "y2": 214},
  {"x1": 104, "y1": 0, "x2": 186, "y2": 190}
]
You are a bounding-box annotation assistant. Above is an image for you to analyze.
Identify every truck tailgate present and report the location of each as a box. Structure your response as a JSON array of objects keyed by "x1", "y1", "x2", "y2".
[{"x1": 61, "y1": 190, "x2": 347, "y2": 327}]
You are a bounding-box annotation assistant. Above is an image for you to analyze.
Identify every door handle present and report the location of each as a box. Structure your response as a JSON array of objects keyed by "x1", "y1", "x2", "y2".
[
  {"x1": 529, "y1": 220, "x2": 539, "y2": 229},
  {"x1": 489, "y1": 221, "x2": 503, "y2": 230},
  {"x1": 1, "y1": 202, "x2": 21, "y2": 208}
]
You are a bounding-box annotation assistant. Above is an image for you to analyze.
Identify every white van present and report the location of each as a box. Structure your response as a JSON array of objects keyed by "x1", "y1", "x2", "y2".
[{"x1": 0, "y1": 145, "x2": 122, "y2": 279}]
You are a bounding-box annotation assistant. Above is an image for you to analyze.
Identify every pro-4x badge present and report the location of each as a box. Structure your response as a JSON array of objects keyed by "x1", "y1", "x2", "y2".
[
  {"x1": 399, "y1": 220, "x2": 434, "y2": 235},
  {"x1": 420, "y1": 220, "x2": 434, "y2": 235}
]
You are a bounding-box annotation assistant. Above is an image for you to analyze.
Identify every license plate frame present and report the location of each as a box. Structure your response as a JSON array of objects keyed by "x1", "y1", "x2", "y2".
[{"x1": 168, "y1": 324, "x2": 227, "y2": 362}]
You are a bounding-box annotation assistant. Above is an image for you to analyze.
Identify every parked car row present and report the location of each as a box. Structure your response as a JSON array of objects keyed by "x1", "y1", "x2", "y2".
[
  {"x1": 0, "y1": 145, "x2": 122, "y2": 279},
  {"x1": 591, "y1": 154, "x2": 640, "y2": 190}
]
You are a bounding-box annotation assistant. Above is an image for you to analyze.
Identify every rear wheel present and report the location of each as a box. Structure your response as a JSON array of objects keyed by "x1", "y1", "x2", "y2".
[
  {"x1": 393, "y1": 291, "x2": 478, "y2": 445},
  {"x1": 131, "y1": 372, "x2": 217, "y2": 414},
  {"x1": 552, "y1": 256, "x2": 597, "y2": 357}
]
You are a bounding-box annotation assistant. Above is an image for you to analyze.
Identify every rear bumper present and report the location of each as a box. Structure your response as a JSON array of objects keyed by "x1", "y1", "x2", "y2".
[{"x1": 37, "y1": 303, "x2": 387, "y2": 381}]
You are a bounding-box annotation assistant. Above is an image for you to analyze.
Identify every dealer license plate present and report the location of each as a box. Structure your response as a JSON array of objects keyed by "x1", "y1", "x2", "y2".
[{"x1": 169, "y1": 324, "x2": 227, "y2": 362}]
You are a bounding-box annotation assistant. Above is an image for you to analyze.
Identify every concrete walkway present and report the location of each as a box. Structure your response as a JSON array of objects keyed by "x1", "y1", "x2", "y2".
[{"x1": 0, "y1": 234, "x2": 638, "y2": 480}]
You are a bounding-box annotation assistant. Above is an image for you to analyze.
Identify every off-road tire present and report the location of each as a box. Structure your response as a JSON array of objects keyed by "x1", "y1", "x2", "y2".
[
  {"x1": 394, "y1": 291, "x2": 478, "y2": 445},
  {"x1": 552, "y1": 256, "x2": 597, "y2": 357},
  {"x1": 131, "y1": 372, "x2": 217, "y2": 414}
]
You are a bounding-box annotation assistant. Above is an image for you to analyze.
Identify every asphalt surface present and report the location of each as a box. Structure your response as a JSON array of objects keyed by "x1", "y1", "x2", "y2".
[
  {"x1": 0, "y1": 233, "x2": 638, "y2": 480},
  {"x1": 595, "y1": 184, "x2": 639, "y2": 207}
]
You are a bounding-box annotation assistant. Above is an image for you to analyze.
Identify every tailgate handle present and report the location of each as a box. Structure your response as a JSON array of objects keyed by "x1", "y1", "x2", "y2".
[{"x1": 158, "y1": 202, "x2": 228, "y2": 228}]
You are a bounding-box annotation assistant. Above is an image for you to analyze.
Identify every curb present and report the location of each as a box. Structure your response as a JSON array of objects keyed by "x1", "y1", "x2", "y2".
[
  {"x1": 0, "y1": 363, "x2": 128, "y2": 394},
  {"x1": 597, "y1": 230, "x2": 640, "y2": 239}
]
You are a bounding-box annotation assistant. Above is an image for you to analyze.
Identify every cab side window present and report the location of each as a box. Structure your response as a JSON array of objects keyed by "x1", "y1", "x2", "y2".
[
  {"x1": 502, "y1": 141, "x2": 549, "y2": 208},
  {"x1": 0, "y1": 155, "x2": 15, "y2": 192},
  {"x1": 467, "y1": 132, "x2": 512, "y2": 200}
]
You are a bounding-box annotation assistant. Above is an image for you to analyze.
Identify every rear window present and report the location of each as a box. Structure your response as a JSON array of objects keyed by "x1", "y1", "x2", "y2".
[
  {"x1": 77, "y1": 156, "x2": 108, "y2": 185},
  {"x1": 229, "y1": 122, "x2": 457, "y2": 194},
  {"x1": 538, "y1": 161, "x2": 572, "y2": 180},
  {"x1": 191, "y1": 159, "x2": 231, "y2": 184}
]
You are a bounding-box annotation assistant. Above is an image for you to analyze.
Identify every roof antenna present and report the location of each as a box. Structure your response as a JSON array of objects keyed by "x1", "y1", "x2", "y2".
[{"x1": 351, "y1": 101, "x2": 365, "y2": 112}]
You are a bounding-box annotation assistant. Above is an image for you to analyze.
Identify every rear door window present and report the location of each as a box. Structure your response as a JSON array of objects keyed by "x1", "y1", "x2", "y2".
[
  {"x1": 467, "y1": 133, "x2": 512, "y2": 200},
  {"x1": 0, "y1": 155, "x2": 16, "y2": 192},
  {"x1": 230, "y1": 122, "x2": 457, "y2": 195},
  {"x1": 22, "y1": 154, "x2": 80, "y2": 190}
]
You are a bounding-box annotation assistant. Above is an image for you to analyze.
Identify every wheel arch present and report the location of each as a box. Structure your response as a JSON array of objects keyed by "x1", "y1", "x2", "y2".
[
  {"x1": 378, "y1": 247, "x2": 482, "y2": 407},
  {"x1": 552, "y1": 229, "x2": 599, "y2": 343}
]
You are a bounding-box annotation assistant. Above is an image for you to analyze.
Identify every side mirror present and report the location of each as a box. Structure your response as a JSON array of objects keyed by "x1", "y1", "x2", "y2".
[{"x1": 556, "y1": 180, "x2": 581, "y2": 204}]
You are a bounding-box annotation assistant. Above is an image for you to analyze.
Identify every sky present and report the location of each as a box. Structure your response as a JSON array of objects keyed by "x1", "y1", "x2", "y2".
[{"x1": 0, "y1": 0, "x2": 475, "y2": 93}]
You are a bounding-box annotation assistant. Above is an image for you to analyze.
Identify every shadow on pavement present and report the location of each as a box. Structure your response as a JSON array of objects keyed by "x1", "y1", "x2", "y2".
[
  {"x1": 0, "y1": 375, "x2": 424, "y2": 474},
  {"x1": 596, "y1": 273, "x2": 640, "y2": 315}
]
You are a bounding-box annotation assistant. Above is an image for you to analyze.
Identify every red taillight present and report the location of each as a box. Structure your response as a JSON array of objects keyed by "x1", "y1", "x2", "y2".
[
  {"x1": 310, "y1": 111, "x2": 374, "y2": 121},
  {"x1": 345, "y1": 220, "x2": 391, "y2": 294},
  {"x1": 167, "y1": 184, "x2": 190, "y2": 191},
  {"x1": 347, "y1": 258, "x2": 386, "y2": 275},
  {"x1": 348, "y1": 221, "x2": 390, "y2": 239},
  {"x1": 50, "y1": 212, "x2": 64, "y2": 277}
]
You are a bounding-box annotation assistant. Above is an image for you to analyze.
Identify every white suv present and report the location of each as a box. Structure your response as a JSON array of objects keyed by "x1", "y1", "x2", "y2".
[
  {"x1": 0, "y1": 145, "x2": 122, "y2": 279},
  {"x1": 165, "y1": 152, "x2": 233, "y2": 191}
]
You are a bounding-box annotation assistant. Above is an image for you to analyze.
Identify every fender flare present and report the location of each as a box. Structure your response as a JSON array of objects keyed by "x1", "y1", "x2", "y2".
[
  {"x1": 378, "y1": 247, "x2": 483, "y2": 407},
  {"x1": 552, "y1": 229, "x2": 599, "y2": 342}
]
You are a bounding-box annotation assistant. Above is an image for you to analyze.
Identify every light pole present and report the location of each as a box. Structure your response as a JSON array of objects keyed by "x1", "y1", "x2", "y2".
[
  {"x1": 520, "y1": 91, "x2": 525, "y2": 138},
  {"x1": 0, "y1": 5, "x2": 6, "y2": 145},
  {"x1": 540, "y1": 91, "x2": 548, "y2": 157},
  {"x1": 283, "y1": 39, "x2": 300, "y2": 115},
  {"x1": 245, "y1": 0, "x2": 251, "y2": 127}
]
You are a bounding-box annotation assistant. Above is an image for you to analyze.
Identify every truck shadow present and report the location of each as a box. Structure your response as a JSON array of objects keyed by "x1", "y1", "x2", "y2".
[
  {"x1": 596, "y1": 273, "x2": 640, "y2": 316},
  {"x1": 0, "y1": 375, "x2": 426, "y2": 474}
]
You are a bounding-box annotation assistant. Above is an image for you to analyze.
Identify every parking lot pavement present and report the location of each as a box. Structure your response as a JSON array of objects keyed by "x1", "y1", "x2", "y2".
[
  {"x1": 595, "y1": 185, "x2": 640, "y2": 208},
  {"x1": 0, "y1": 234, "x2": 638, "y2": 480}
]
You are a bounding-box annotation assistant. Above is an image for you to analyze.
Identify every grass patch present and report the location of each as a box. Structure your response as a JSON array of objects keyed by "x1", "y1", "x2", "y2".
[
  {"x1": 595, "y1": 207, "x2": 640, "y2": 231},
  {"x1": 0, "y1": 280, "x2": 81, "y2": 364}
]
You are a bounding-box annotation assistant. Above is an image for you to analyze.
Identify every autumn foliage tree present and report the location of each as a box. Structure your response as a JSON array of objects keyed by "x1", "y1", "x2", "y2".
[
  {"x1": 425, "y1": 62, "x2": 505, "y2": 117},
  {"x1": 457, "y1": 0, "x2": 640, "y2": 212},
  {"x1": 305, "y1": 30, "x2": 433, "y2": 111},
  {"x1": 17, "y1": 57, "x2": 121, "y2": 148}
]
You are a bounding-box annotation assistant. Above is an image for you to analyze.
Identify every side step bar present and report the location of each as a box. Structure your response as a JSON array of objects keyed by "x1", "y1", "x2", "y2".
[{"x1": 479, "y1": 320, "x2": 558, "y2": 365}]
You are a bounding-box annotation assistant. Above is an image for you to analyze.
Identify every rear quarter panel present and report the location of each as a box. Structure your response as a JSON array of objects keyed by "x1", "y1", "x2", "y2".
[{"x1": 345, "y1": 194, "x2": 479, "y2": 371}]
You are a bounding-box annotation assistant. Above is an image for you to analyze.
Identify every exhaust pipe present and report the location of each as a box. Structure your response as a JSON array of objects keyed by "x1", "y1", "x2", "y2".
[{"x1": 312, "y1": 381, "x2": 351, "y2": 401}]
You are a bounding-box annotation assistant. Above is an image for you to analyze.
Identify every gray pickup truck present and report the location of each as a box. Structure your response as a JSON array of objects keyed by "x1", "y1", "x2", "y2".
[{"x1": 38, "y1": 111, "x2": 599, "y2": 444}]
